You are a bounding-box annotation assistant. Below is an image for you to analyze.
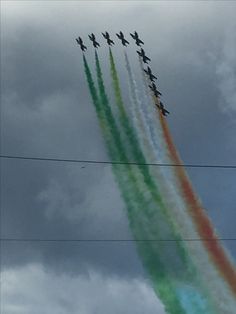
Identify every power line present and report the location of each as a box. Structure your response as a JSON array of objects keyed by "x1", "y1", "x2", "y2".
[
  {"x1": 1, "y1": 238, "x2": 236, "y2": 243},
  {"x1": 1, "y1": 155, "x2": 236, "y2": 169}
]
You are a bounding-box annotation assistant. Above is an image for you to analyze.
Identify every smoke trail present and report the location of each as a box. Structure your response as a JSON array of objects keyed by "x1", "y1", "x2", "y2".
[
  {"x1": 131, "y1": 53, "x2": 236, "y2": 313},
  {"x1": 138, "y1": 58, "x2": 164, "y2": 147},
  {"x1": 126, "y1": 52, "x2": 236, "y2": 313},
  {"x1": 83, "y1": 52, "x2": 226, "y2": 313},
  {"x1": 109, "y1": 48, "x2": 184, "y2": 243},
  {"x1": 123, "y1": 51, "x2": 156, "y2": 161},
  {"x1": 136, "y1": 57, "x2": 236, "y2": 312},
  {"x1": 109, "y1": 48, "x2": 167, "y2": 202},
  {"x1": 83, "y1": 45, "x2": 236, "y2": 312},
  {"x1": 84, "y1": 51, "x2": 236, "y2": 313},
  {"x1": 88, "y1": 52, "x2": 211, "y2": 313},
  {"x1": 143, "y1": 70, "x2": 233, "y2": 289},
  {"x1": 108, "y1": 50, "x2": 219, "y2": 313},
  {"x1": 93, "y1": 52, "x2": 194, "y2": 314},
  {"x1": 159, "y1": 112, "x2": 236, "y2": 295}
]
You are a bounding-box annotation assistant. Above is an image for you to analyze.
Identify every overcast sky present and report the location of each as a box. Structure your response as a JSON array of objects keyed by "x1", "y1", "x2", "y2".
[{"x1": 1, "y1": 1, "x2": 236, "y2": 313}]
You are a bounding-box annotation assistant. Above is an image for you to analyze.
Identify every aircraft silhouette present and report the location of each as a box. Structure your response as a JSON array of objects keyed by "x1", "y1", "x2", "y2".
[
  {"x1": 102, "y1": 32, "x2": 115, "y2": 46},
  {"x1": 137, "y1": 48, "x2": 151, "y2": 63},
  {"x1": 156, "y1": 101, "x2": 170, "y2": 116},
  {"x1": 75, "y1": 37, "x2": 87, "y2": 51},
  {"x1": 149, "y1": 82, "x2": 162, "y2": 96},
  {"x1": 116, "y1": 31, "x2": 129, "y2": 46},
  {"x1": 144, "y1": 66, "x2": 157, "y2": 82},
  {"x1": 88, "y1": 33, "x2": 100, "y2": 48},
  {"x1": 130, "y1": 31, "x2": 144, "y2": 46}
]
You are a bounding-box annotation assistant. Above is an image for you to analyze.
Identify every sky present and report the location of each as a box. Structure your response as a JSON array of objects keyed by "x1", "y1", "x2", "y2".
[{"x1": 1, "y1": 1, "x2": 236, "y2": 313}]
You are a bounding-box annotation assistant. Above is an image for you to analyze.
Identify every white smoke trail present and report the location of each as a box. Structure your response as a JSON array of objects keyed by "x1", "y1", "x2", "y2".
[
  {"x1": 124, "y1": 51, "x2": 157, "y2": 161},
  {"x1": 137, "y1": 56, "x2": 236, "y2": 313}
]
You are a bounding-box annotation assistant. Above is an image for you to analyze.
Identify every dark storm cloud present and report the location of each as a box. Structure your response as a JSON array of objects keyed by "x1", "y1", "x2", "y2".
[
  {"x1": 1, "y1": 1, "x2": 147, "y2": 279},
  {"x1": 1, "y1": 0, "x2": 236, "y2": 286},
  {"x1": 1, "y1": 158, "x2": 147, "y2": 277},
  {"x1": 1, "y1": 2, "x2": 236, "y2": 313}
]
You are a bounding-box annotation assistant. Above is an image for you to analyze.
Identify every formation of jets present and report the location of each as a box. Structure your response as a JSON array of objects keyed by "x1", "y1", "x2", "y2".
[
  {"x1": 75, "y1": 31, "x2": 170, "y2": 116},
  {"x1": 75, "y1": 31, "x2": 142, "y2": 49}
]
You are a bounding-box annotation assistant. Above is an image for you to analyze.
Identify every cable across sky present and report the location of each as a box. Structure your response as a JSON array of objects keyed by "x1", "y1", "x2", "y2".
[
  {"x1": 1, "y1": 154, "x2": 236, "y2": 169},
  {"x1": 1, "y1": 238, "x2": 236, "y2": 242}
]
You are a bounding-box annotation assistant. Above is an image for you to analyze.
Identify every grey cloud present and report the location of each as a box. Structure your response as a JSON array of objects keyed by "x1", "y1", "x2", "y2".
[
  {"x1": 1, "y1": 2, "x2": 236, "y2": 312},
  {"x1": 1, "y1": 159, "x2": 146, "y2": 277},
  {"x1": 215, "y1": 28, "x2": 236, "y2": 115},
  {"x1": 2, "y1": 0, "x2": 236, "y2": 258}
]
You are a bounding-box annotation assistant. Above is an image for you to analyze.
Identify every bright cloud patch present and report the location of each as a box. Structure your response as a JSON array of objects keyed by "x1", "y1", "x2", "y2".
[{"x1": 1, "y1": 264, "x2": 166, "y2": 314}]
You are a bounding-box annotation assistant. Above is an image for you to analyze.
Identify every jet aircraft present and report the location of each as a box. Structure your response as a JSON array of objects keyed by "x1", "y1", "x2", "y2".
[
  {"x1": 88, "y1": 33, "x2": 100, "y2": 48},
  {"x1": 137, "y1": 48, "x2": 151, "y2": 63},
  {"x1": 149, "y1": 82, "x2": 162, "y2": 96},
  {"x1": 116, "y1": 31, "x2": 129, "y2": 46},
  {"x1": 102, "y1": 32, "x2": 115, "y2": 46},
  {"x1": 130, "y1": 31, "x2": 144, "y2": 46},
  {"x1": 75, "y1": 37, "x2": 87, "y2": 52},
  {"x1": 156, "y1": 101, "x2": 170, "y2": 116},
  {"x1": 144, "y1": 66, "x2": 157, "y2": 82}
]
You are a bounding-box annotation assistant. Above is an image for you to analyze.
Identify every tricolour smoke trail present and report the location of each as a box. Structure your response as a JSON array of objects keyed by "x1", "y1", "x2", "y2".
[
  {"x1": 159, "y1": 111, "x2": 236, "y2": 295},
  {"x1": 82, "y1": 52, "x2": 236, "y2": 313},
  {"x1": 96, "y1": 51, "x2": 202, "y2": 313},
  {"x1": 138, "y1": 56, "x2": 236, "y2": 313},
  {"x1": 108, "y1": 50, "x2": 218, "y2": 313},
  {"x1": 85, "y1": 53, "x2": 189, "y2": 314},
  {"x1": 138, "y1": 57, "x2": 236, "y2": 313},
  {"x1": 125, "y1": 51, "x2": 236, "y2": 313},
  {"x1": 85, "y1": 52, "x2": 217, "y2": 313},
  {"x1": 109, "y1": 48, "x2": 168, "y2": 203},
  {"x1": 124, "y1": 54, "x2": 218, "y2": 313},
  {"x1": 125, "y1": 51, "x2": 186, "y2": 206},
  {"x1": 82, "y1": 35, "x2": 236, "y2": 310}
]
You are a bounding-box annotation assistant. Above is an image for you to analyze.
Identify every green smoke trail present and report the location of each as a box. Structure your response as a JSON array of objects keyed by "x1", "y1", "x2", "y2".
[
  {"x1": 109, "y1": 49, "x2": 161, "y2": 197},
  {"x1": 108, "y1": 51, "x2": 219, "y2": 313},
  {"x1": 108, "y1": 49, "x2": 192, "y2": 263},
  {"x1": 99, "y1": 52, "x2": 215, "y2": 313},
  {"x1": 84, "y1": 53, "x2": 189, "y2": 314},
  {"x1": 123, "y1": 53, "x2": 221, "y2": 313},
  {"x1": 83, "y1": 54, "x2": 216, "y2": 314}
]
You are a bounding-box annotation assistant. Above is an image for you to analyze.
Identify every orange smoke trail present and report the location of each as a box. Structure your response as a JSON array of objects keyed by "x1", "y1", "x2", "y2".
[{"x1": 158, "y1": 111, "x2": 236, "y2": 296}]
